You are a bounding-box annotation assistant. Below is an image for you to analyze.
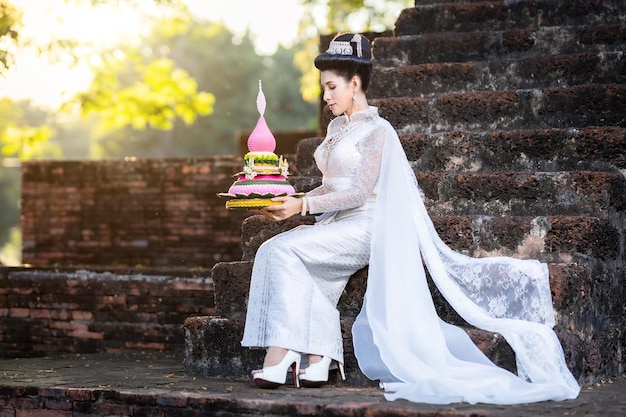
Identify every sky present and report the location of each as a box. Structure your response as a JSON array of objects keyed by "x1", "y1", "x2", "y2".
[{"x1": 0, "y1": 0, "x2": 305, "y2": 109}]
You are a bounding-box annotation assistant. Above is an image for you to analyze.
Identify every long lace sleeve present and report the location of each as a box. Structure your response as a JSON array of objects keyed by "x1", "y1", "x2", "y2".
[
  {"x1": 306, "y1": 125, "x2": 386, "y2": 214},
  {"x1": 305, "y1": 185, "x2": 326, "y2": 198}
]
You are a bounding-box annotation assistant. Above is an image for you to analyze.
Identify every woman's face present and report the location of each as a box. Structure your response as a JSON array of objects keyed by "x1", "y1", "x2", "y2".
[{"x1": 321, "y1": 70, "x2": 354, "y2": 117}]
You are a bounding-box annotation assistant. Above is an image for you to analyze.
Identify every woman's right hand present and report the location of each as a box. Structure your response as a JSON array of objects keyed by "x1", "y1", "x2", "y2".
[{"x1": 255, "y1": 196, "x2": 303, "y2": 221}]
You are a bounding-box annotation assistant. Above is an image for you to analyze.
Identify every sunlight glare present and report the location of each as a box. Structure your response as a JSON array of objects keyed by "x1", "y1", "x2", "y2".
[
  {"x1": 184, "y1": 0, "x2": 302, "y2": 55},
  {"x1": 1, "y1": 0, "x2": 303, "y2": 109}
]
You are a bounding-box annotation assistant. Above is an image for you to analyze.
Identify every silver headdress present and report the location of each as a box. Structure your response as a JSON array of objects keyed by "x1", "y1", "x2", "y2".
[{"x1": 326, "y1": 33, "x2": 363, "y2": 58}]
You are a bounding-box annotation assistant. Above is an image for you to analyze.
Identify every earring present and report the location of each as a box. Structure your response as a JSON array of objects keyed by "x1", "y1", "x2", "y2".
[{"x1": 352, "y1": 91, "x2": 356, "y2": 101}]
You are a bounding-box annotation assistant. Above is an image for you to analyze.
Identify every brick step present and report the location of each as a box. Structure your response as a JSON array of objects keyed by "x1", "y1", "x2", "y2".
[
  {"x1": 293, "y1": 129, "x2": 626, "y2": 177},
  {"x1": 416, "y1": 170, "x2": 625, "y2": 217},
  {"x1": 292, "y1": 169, "x2": 625, "y2": 218},
  {"x1": 371, "y1": 51, "x2": 626, "y2": 97},
  {"x1": 432, "y1": 214, "x2": 619, "y2": 262},
  {"x1": 215, "y1": 259, "x2": 571, "y2": 316},
  {"x1": 395, "y1": 0, "x2": 626, "y2": 36},
  {"x1": 194, "y1": 255, "x2": 622, "y2": 383},
  {"x1": 374, "y1": 25, "x2": 626, "y2": 66},
  {"x1": 194, "y1": 242, "x2": 623, "y2": 382},
  {"x1": 238, "y1": 214, "x2": 619, "y2": 267},
  {"x1": 399, "y1": 127, "x2": 626, "y2": 172},
  {"x1": 183, "y1": 314, "x2": 524, "y2": 385},
  {"x1": 0, "y1": 267, "x2": 214, "y2": 358},
  {"x1": 225, "y1": 223, "x2": 623, "y2": 327},
  {"x1": 369, "y1": 84, "x2": 626, "y2": 133}
]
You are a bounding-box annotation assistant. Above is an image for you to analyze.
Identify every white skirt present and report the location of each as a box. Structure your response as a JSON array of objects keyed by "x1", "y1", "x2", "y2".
[{"x1": 241, "y1": 198, "x2": 376, "y2": 364}]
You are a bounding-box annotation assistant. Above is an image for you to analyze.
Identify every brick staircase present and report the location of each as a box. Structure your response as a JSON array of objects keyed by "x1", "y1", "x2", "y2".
[{"x1": 183, "y1": 0, "x2": 626, "y2": 387}]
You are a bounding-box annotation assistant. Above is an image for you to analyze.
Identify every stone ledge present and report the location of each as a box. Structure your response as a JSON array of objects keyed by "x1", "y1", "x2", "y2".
[
  {"x1": 0, "y1": 267, "x2": 214, "y2": 358},
  {"x1": 239, "y1": 214, "x2": 621, "y2": 264},
  {"x1": 296, "y1": 129, "x2": 626, "y2": 175},
  {"x1": 373, "y1": 84, "x2": 626, "y2": 133},
  {"x1": 395, "y1": 1, "x2": 626, "y2": 36},
  {"x1": 371, "y1": 51, "x2": 626, "y2": 97},
  {"x1": 182, "y1": 315, "x2": 518, "y2": 385},
  {"x1": 376, "y1": 25, "x2": 626, "y2": 66},
  {"x1": 2, "y1": 351, "x2": 625, "y2": 417},
  {"x1": 397, "y1": 127, "x2": 626, "y2": 172},
  {"x1": 416, "y1": 171, "x2": 626, "y2": 217}
]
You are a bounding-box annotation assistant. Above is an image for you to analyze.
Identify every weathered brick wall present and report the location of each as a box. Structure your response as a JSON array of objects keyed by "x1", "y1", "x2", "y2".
[
  {"x1": 0, "y1": 267, "x2": 214, "y2": 358},
  {"x1": 21, "y1": 157, "x2": 251, "y2": 268}
]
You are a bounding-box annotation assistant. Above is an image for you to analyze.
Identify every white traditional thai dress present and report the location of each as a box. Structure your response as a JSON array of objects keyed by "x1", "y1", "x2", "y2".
[{"x1": 241, "y1": 106, "x2": 580, "y2": 404}]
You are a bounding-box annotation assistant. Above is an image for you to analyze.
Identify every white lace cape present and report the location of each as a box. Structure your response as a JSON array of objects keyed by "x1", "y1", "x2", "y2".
[{"x1": 352, "y1": 124, "x2": 581, "y2": 404}]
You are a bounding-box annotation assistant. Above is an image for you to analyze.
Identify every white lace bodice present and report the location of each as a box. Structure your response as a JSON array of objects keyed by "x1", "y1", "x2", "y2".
[{"x1": 307, "y1": 107, "x2": 387, "y2": 214}]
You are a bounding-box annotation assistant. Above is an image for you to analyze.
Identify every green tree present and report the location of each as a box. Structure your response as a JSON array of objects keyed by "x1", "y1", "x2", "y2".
[
  {"x1": 0, "y1": 163, "x2": 20, "y2": 265},
  {"x1": 73, "y1": 51, "x2": 216, "y2": 141},
  {"x1": 0, "y1": 0, "x2": 21, "y2": 73},
  {"x1": 1, "y1": 0, "x2": 186, "y2": 159},
  {"x1": 84, "y1": 18, "x2": 316, "y2": 158},
  {"x1": 0, "y1": 99, "x2": 61, "y2": 160},
  {"x1": 296, "y1": 0, "x2": 413, "y2": 102}
]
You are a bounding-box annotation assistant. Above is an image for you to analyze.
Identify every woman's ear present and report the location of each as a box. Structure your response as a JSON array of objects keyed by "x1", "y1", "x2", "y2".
[{"x1": 351, "y1": 75, "x2": 361, "y2": 91}]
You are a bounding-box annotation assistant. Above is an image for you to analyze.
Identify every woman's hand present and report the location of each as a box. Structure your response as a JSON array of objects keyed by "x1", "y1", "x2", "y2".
[{"x1": 256, "y1": 196, "x2": 303, "y2": 221}]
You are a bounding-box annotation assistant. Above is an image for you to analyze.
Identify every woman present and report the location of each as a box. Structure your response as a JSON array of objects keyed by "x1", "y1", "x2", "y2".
[{"x1": 241, "y1": 33, "x2": 580, "y2": 404}]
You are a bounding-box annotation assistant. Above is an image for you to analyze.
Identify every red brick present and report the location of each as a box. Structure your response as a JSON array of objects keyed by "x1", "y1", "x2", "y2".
[
  {"x1": 9, "y1": 309, "x2": 29, "y2": 318},
  {"x1": 133, "y1": 406, "x2": 165, "y2": 417},
  {"x1": 64, "y1": 389, "x2": 95, "y2": 402},
  {"x1": 29, "y1": 310, "x2": 51, "y2": 319},
  {"x1": 155, "y1": 395, "x2": 189, "y2": 408},
  {"x1": 49, "y1": 310, "x2": 70, "y2": 321},
  {"x1": 42, "y1": 398, "x2": 73, "y2": 411},
  {"x1": 67, "y1": 331, "x2": 103, "y2": 340},
  {"x1": 101, "y1": 295, "x2": 126, "y2": 305},
  {"x1": 49, "y1": 322, "x2": 83, "y2": 331},
  {"x1": 172, "y1": 280, "x2": 211, "y2": 291},
  {"x1": 16, "y1": 410, "x2": 71, "y2": 417},
  {"x1": 13, "y1": 398, "x2": 41, "y2": 410},
  {"x1": 71, "y1": 311, "x2": 93, "y2": 321},
  {"x1": 92, "y1": 403, "x2": 132, "y2": 416},
  {"x1": 0, "y1": 407, "x2": 15, "y2": 417},
  {"x1": 11, "y1": 288, "x2": 33, "y2": 295},
  {"x1": 124, "y1": 342, "x2": 166, "y2": 350},
  {"x1": 37, "y1": 389, "x2": 66, "y2": 399}
]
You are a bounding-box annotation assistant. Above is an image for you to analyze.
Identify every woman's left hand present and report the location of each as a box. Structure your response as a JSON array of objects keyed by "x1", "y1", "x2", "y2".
[{"x1": 256, "y1": 196, "x2": 302, "y2": 221}]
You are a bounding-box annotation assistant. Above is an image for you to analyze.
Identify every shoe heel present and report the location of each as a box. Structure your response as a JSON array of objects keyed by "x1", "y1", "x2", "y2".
[
  {"x1": 291, "y1": 361, "x2": 300, "y2": 388},
  {"x1": 338, "y1": 361, "x2": 346, "y2": 381},
  {"x1": 300, "y1": 356, "x2": 345, "y2": 388},
  {"x1": 253, "y1": 350, "x2": 301, "y2": 389}
]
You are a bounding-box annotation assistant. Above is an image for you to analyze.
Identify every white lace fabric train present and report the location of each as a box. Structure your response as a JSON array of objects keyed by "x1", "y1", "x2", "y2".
[{"x1": 352, "y1": 112, "x2": 580, "y2": 404}]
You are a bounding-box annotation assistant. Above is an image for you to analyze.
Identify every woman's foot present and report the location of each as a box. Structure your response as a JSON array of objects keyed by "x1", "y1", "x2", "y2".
[
  {"x1": 251, "y1": 347, "x2": 302, "y2": 389},
  {"x1": 299, "y1": 356, "x2": 346, "y2": 388}
]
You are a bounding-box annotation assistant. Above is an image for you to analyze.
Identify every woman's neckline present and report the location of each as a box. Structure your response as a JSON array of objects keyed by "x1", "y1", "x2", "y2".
[{"x1": 344, "y1": 106, "x2": 378, "y2": 123}]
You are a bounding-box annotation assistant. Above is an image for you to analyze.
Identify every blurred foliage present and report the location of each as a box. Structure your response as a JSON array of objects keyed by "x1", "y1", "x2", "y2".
[
  {"x1": 0, "y1": 98, "x2": 64, "y2": 262},
  {"x1": 78, "y1": 16, "x2": 317, "y2": 158},
  {"x1": 74, "y1": 56, "x2": 215, "y2": 131},
  {"x1": 296, "y1": 0, "x2": 412, "y2": 102},
  {"x1": 0, "y1": 225, "x2": 20, "y2": 266},
  {"x1": 0, "y1": 99, "x2": 61, "y2": 159},
  {"x1": 0, "y1": 163, "x2": 19, "y2": 263},
  {"x1": 0, "y1": 0, "x2": 20, "y2": 73}
]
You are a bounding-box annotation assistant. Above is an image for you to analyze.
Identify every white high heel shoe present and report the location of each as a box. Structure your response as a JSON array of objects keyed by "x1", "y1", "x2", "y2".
[
  {"x1": 299, "y1": 356, "x2": 346, "y2": 388},
  {"x1": 253, "y1": 350, "x2": 302, "y2": 389}
]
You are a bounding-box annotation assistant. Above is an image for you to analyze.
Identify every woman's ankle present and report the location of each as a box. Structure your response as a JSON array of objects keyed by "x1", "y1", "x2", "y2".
[
  {"x1": 308, "y1": 354, "x2": 323, "y2": 365},
  {"x1": 263, "y1": 346, "x2": 289, "y2": 367}
]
